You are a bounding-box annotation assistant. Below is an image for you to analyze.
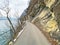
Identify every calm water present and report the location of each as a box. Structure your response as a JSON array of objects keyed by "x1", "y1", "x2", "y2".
[{"x1": 0, "y1": 17, "x2": 18, "y2": 45}]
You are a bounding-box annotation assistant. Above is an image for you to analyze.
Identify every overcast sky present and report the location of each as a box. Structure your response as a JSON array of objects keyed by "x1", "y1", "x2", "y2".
[
  {"x1": 0, "y1": 0, "x2": 29, "y2": 18},
  {"x1": 9, "y1": 0, "x2": 29, "y2": 17}
]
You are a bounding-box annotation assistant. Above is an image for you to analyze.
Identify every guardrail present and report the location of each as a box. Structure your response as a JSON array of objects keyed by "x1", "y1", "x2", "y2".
[{"x1": 0, "y1": 29, "x2": 14, "y2": 45}]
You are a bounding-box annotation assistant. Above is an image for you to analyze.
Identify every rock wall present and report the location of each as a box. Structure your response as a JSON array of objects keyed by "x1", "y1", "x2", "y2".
[{"x1": 20, "y1": 0, "x2": 60, "y2": 45}]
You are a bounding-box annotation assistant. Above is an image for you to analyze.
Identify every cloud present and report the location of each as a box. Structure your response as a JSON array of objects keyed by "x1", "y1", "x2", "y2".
[
  {"x1": 9, "y1": 0, "x2": 29, "y2": 17},
  {"x1": 0, "y1": 0, "x2": 29, "y2": 17}
]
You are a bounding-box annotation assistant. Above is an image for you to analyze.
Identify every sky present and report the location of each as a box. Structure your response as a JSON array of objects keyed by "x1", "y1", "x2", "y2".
[
  {"x1": 9, "y1": 0, "x2": 29, "y2": 17},
  {"x1": 0, "y1": 0, "x2": 30, "y2": 30},
  {"x1": 0, "y1": 0, "x2": 29, "y2": 18},
  {"x1": 0, "y1": 0, "x2": 30, "y2": 43}
]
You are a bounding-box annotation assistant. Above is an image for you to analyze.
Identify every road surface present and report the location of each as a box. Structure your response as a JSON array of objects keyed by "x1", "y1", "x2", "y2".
[{"x1": 14, "y1": 21, "x2": 51, "y2": 45}]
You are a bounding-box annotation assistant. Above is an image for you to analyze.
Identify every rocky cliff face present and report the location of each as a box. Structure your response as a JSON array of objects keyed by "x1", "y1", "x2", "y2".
[{"x1": 20, "y1": 0, "x2": 60, "y2": 45}]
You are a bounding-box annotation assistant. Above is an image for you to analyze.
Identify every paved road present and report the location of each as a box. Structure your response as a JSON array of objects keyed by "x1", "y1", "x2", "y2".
[{"x1": 14, "y1": 21, "x2": 51, "y2": 45}]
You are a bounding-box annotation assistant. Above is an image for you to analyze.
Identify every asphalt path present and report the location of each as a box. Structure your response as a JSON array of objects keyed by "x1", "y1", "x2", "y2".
[{"x1": 14, "y1": 21, "x2": 51, "y2": 45}]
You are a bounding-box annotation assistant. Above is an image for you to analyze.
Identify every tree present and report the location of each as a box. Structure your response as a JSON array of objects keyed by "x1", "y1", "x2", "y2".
[
  {"x1": 0, "y1": 0, "x2": 15, "y2": 32},
  {"x1": 0, "y1": 0, "x2": 16, "y2": 42}
]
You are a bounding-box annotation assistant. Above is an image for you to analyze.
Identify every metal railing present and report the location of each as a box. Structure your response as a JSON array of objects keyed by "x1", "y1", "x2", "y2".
[{"x1": 0, "y1": 29, "x2": 14, "y2": 45}]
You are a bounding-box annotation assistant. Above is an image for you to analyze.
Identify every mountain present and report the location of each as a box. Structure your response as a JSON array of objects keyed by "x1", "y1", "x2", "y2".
[{"x1": 0, "y1": 17, "x2": 17, "y2": 20}]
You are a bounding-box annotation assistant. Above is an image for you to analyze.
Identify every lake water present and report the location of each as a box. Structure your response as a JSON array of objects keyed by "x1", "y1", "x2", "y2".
[{"x1": 0, "y1": 17, "x2": 18, "y2": 45}]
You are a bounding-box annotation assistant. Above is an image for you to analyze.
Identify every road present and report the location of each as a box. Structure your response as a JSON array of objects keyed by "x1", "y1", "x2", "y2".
[{"x1": 14, "y1": 21, "x2": 51, "y2": 45}]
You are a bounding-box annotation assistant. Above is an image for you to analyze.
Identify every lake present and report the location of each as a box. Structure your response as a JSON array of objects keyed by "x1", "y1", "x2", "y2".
[{"x1": 0, "y1": 17, "x2": 18, "y2": 45}]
